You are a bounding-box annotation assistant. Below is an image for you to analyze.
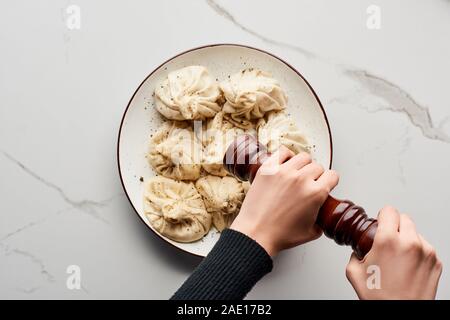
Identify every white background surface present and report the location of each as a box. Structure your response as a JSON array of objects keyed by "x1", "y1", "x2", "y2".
[{"x1": 1, "y1": 0, "x2": 449, "y2": 299}]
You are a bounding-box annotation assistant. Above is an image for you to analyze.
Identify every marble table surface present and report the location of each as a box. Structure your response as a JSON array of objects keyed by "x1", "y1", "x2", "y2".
[{"x1": 1, "y1": 0, "x2": 449, "y2": 299}]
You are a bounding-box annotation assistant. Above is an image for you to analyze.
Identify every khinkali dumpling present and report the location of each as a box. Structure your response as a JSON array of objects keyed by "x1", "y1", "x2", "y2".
[
  {"x1": 154, "y1": 66, "x2": 222, "y2": 120},
  {"x1": 195, "y1": 175, "x2": 245, "y2": 232},
  {"x1": 201, "y1": 112, "x2": 245, "y2": 176},
  {"x1": 148, "y1": 121, "x2": 202, "y2": 180},
  {"x1": 220, "y1": 68, "x2": 287, "y2": 129},
  {"x1": 144, "y1": 176, "x2": 211, "y2": 242},
  {"x1": 257, "y1": 111, "x2": 309, "y2": 154}
]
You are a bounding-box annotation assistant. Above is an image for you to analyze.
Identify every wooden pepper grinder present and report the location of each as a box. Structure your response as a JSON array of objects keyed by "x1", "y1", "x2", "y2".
[{"x1": 223, "y1": 134, "x2": 378, "y2": 259}]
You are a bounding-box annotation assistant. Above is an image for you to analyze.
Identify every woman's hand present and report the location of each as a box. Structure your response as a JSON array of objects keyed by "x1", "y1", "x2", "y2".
[
  {"x1": 230, "y1": 146, "x2": 339, "y2": 256},
  {"x1": 346, "y1": 206, "x2": 443, "y2": 299}
]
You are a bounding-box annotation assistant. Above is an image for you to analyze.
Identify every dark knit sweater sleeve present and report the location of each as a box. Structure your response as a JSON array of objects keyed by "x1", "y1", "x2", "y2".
[{"x1": 171, "y1": 228, "x2": 273, "y2": 300}]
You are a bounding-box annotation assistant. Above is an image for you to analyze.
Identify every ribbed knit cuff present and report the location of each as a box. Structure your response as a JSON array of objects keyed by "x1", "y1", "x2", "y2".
[{"x1": 171, "y1": 228, "x2": 273, "y2": 300}]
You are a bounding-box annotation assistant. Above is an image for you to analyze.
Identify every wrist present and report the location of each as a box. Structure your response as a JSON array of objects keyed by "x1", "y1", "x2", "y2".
[{"x1": 230, "y1": 220, "x2": 279, "y2": 257}]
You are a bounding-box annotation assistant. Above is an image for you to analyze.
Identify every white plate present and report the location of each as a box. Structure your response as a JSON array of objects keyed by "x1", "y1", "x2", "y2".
[{"x1": 117, "y1": 44, "x2": 333, "y2": 257}]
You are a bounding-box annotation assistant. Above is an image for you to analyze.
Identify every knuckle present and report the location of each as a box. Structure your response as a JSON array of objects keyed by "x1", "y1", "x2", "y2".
[
  {"x1": 403, "y1": 239, "x2": 422, "y2": 252},
  {"x1": 412, "y1": 240, "x2": 423, "y2": 251},
  {"x1": 401, "y1": 213, "x2": 415, "y2": 225},
  {"x1": 425, "y1": 246, "x2": 437, "y2": 259},
  {"x1": 295, "y1": 171, "x2": 307, "y2": 182},
  {"x1": 375, "y1": 232, "x2": 396, "y2": 247},
  {"x1": 381, "y1": 205, "x2": 397, "y2": 214},
  {"x1": 315, "y1": 164, "x2": 325, "y2": 176},
  {"x1": 345, "y1": 264, "x2": 356, "y2": 280},
  {"x1": 301, "y1": 152, "x2": 312, "y2": 163},
  {"x1": 305, "y1": 183, "x2": 317, "y2": 195},
  {"x1": 318, "y1": 187, "x2": 329, "y2": 198},
  {"x1": 311, "y1": 184, "x2": 328, "y2": 199},
  {"x1": 279, "y1": 167, "x2": 291, "y2": 178},
  {"x1": 313, "y1": 191, "x2": 329, "y2": 206},
  {"x1": 400, "y1": 213, "x2": 409, "y2": 220},
  {"x1": 328, "y1": 169, "x2": 339, "y2": 180},
  {"x1": 436, "y1": 259, "x2": 443, "y2": 272},
  {"x1": 330, "y1": 169, "x2": 339, "y2": 177},
  {"x1": 345, "y1": 265, "x2": 351, "y2": 279}
]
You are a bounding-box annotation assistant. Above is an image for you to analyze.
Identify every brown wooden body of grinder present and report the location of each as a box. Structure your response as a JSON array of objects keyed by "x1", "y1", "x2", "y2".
[{"x1": 223, "y1": 134, "x2": 378, "y2": 259}]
